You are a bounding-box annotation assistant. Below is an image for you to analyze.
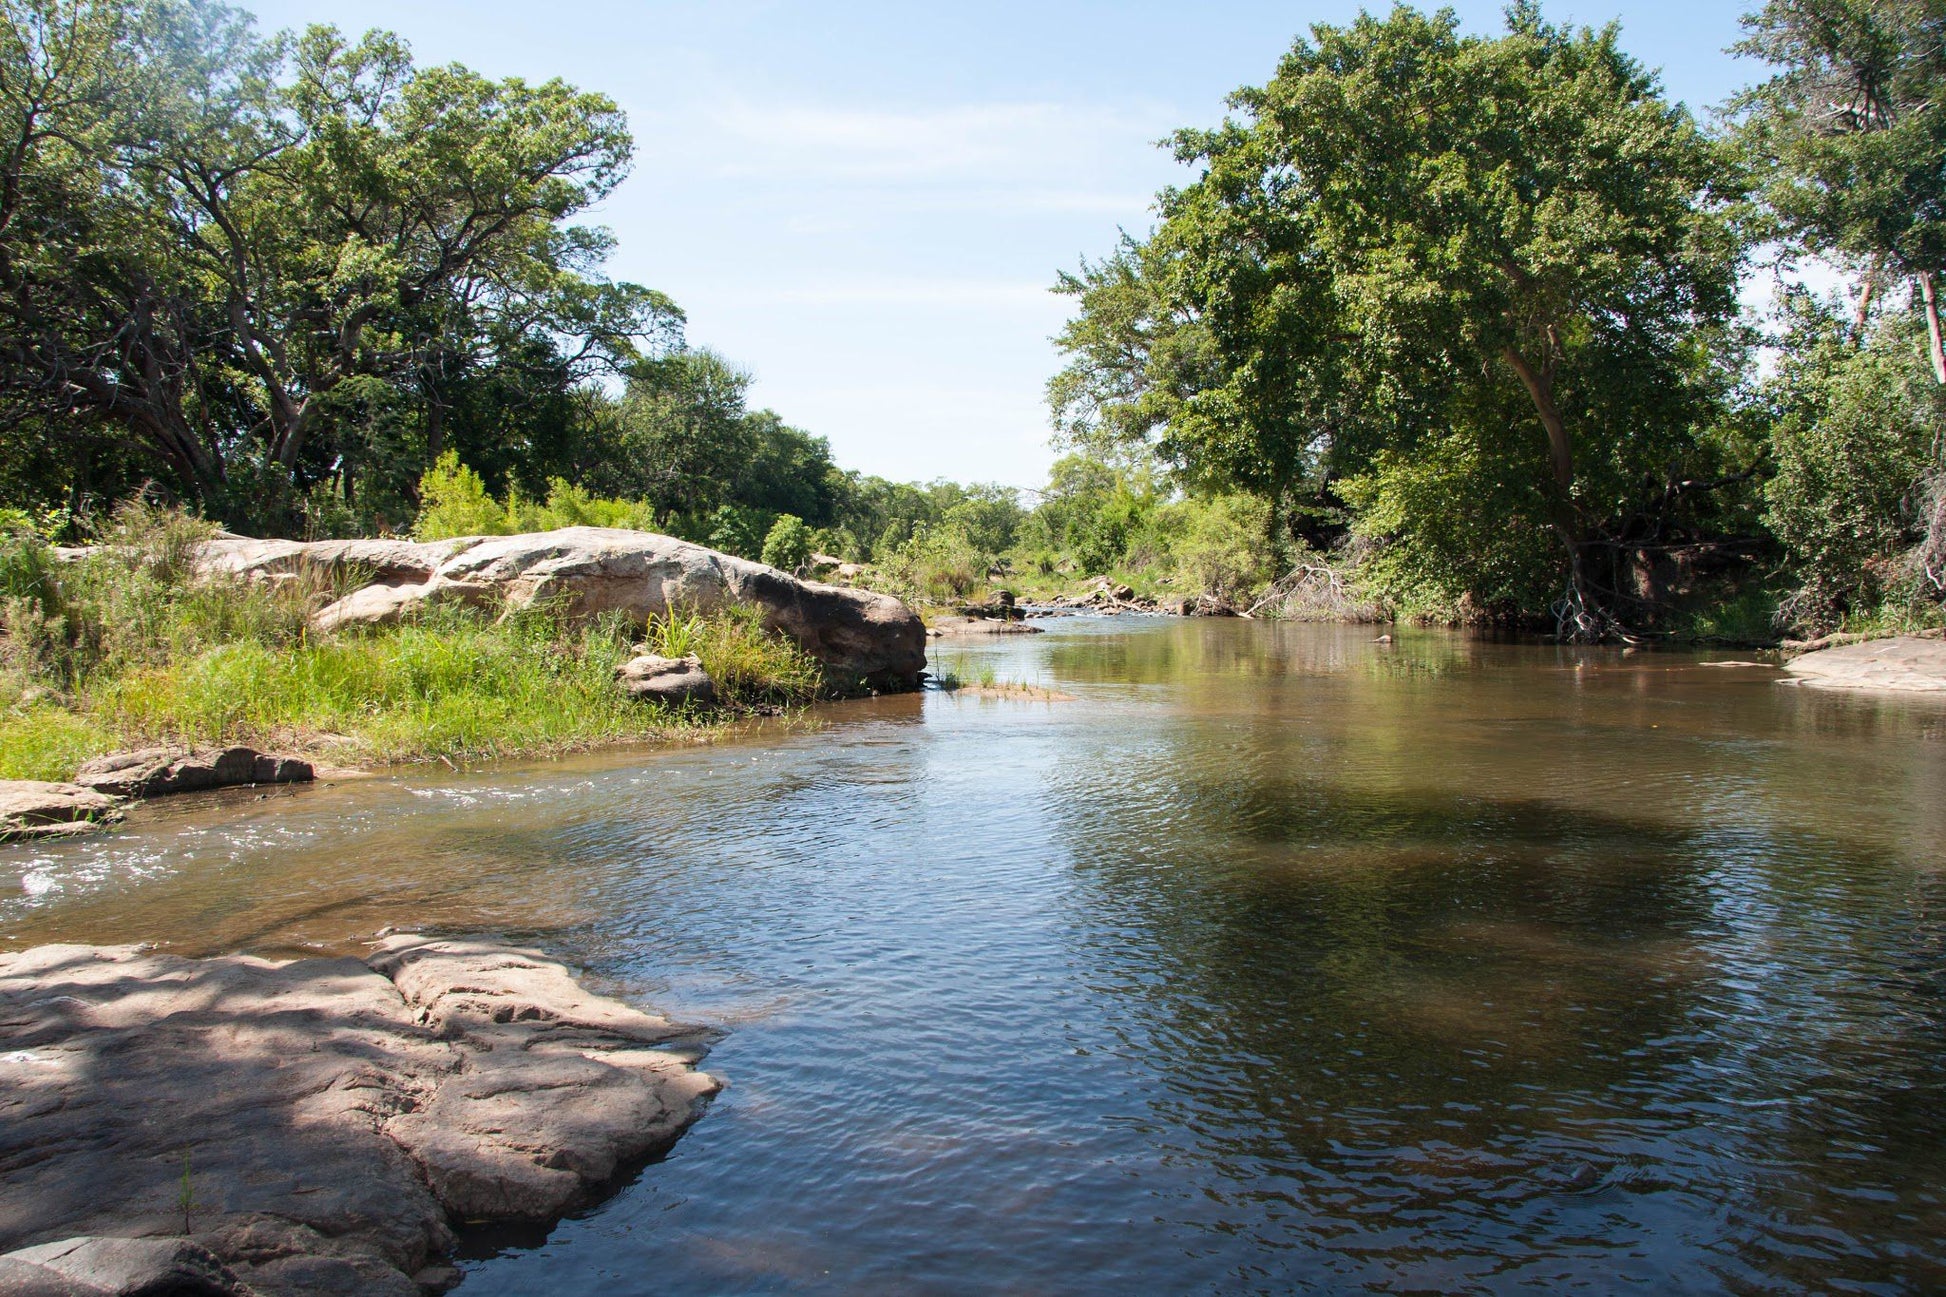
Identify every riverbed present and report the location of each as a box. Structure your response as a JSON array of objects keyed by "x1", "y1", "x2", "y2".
[{"x1": 4, "y1": 618, "x2": 1944, "y2": 1293}]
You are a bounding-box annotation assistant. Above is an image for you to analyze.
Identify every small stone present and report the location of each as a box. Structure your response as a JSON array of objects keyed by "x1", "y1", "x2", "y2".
[{"x1": 614, "y1": 654, "x2": 716, "y2": 705}]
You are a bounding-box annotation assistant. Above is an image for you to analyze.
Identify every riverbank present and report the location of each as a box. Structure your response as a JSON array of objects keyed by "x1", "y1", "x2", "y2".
[
  {"x1": 0, "y1": 512, "x2": 924, "y2": 784},
  {"x1": 0, "y1": 936, "x2": 717, "y2": 1296}
]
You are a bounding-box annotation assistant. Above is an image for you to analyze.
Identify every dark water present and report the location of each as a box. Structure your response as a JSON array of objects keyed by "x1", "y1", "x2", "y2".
[{"x1": 6, "y1": 619, "x2": 1946, "y2": 1294}]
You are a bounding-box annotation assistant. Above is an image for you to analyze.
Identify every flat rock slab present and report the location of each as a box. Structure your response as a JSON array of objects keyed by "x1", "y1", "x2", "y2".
[
  {"x1": 0, "y1": 937, "x2": 718, "y2": 1297},
  {"x1": 72, "y1": 748, "x2": 313, "y2": 799},
  {"x1": 0, "y1": 782, "x2": 122, "y2": 843},
  {"x1": 1784, "y1": 636, "x2": 1946, "y2": 693}
]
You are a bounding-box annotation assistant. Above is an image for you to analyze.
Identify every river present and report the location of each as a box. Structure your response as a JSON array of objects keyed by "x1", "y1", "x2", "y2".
[{"x1": 4, "y1": 618, "x2": 1944, "y2": 1293}]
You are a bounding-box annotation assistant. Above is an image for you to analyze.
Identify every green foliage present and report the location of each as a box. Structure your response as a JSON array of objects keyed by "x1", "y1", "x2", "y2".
[
  {"x1": 413, "y1": 453, "x2": 660, "y2": 539},
  {"x1": 413, "y1": 453, "x2": 513, "y2": 539},
  {"x1": 1737, "y1": 0, "x2": 1946, "y2": 385},
  {"x1": 0, "y1": 1, "x2": 681, "y2": 524},
  {"x1": 1160, "y1": 494, "x2": 1275, "y2": 604},
  {"x1": 1340, "y1": 430, "x2": 1563, "y2": 619},
  {"x1": 1762, "y1": 301, "x2": 1942, "y2": 626},
  {"x1": 704, "y1": 504, "x2": 767, "y2": 559},
  {"x1": 1049, "y1": 3, "x2": 1746, "y2": 630},
  {"x1": 640, "y1": 603, "x2": 826, "y2": 703},
  {"x1": 761, "y1": 514, "x2": 813, "y2": 572}
]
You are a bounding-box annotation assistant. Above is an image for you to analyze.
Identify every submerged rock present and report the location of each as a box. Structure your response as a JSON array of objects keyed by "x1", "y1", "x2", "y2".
[
  {"x1": 198, "y1": 527, "x2": 926, "y2": 691},
  {"x1": 0, "y1": 781, "x2": 122, "y2": 842},
  {"x1": 0, "y1": 937, "x2": 719, "y2": 1297},
  {"x1": 926, "y1": 616, "x2": 1044, "y2": 638},
  {"x1": 73, "y1": 747, "x2": 313, "y2": 800},
  {"x1": 614, "y1": 653, "x2": 716, "y2": 704},
  {"x1": 1784, "y1": 635, "x2": 1946, "y2": 693}
]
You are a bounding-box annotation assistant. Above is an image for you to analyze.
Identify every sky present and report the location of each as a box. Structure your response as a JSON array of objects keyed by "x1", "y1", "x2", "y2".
[{"x1": 238, "y1": 0, "x2": 1756, "y2": 491}]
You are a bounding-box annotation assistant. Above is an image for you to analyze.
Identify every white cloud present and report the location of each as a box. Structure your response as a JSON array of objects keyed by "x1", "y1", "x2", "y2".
[
  {"x1": 689, "y1": 98, "x2": 1179, "y2": 186},
  {"x1": 712, "y1": 277, "x2": 1058, "y2": 310}
]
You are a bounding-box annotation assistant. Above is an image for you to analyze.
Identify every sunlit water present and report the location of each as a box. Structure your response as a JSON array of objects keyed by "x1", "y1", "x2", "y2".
[{"x1": 6, "y1": 619, "x2": 1946, "y2": 1293}]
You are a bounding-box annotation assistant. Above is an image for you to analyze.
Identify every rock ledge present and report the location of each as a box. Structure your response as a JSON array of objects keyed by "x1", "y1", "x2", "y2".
[
  {"x1": 1784, "y1": 635, "x2": 1946, "y2": 693},
  {"x1": 0, "y1": 937, "x2": 719, "y2": 1296}
]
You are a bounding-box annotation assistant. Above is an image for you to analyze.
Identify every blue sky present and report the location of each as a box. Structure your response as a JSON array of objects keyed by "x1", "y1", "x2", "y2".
[{"x1": 239, "y1": 1, "x2": 1754, "y2": 489}]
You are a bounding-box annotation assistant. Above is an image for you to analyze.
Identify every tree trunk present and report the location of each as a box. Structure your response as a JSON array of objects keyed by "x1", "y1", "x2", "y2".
[
  {"x1": 1501, "y1": 343, "x2": 1605, "y2": 638},
  {"x1": 1844, "y1": 255, "x2": 1875, "y2": 334},
  {"x1": 1919, "y1": 273, "x2": 1946, "y2": 385}
]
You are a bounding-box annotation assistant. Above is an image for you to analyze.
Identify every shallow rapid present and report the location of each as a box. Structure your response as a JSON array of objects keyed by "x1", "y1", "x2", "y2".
[{"x1": 5, "y1": 619, "x2": 1944, "y2": 1293}]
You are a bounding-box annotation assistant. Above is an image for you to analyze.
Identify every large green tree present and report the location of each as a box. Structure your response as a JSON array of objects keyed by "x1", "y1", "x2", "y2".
[
  {"x1": 0, "y1": 0, "x2": 676, "y2": 524},
  {"x1": 1051, "y1": 4, "x2": 1746, "y2": 633}
]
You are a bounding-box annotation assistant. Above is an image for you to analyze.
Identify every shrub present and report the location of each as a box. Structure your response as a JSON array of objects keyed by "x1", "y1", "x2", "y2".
[
  {"x1": 414, "y1": 453, "x2": 513, "y2": 539},
  {"x1": 1764, "y1": 315, "x2": 1940, "y2": 629},
  {"x1": 1162, "y1": 494, "x2": 1274, "y2": 602},
  {"x1": 761, "y1": 514, "x2": 813, "y2": 571}
]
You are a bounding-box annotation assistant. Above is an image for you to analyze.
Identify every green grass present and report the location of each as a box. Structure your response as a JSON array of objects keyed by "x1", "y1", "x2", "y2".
[{"x1": 0, "y1": 505, "x2": 830, "y2": 778}]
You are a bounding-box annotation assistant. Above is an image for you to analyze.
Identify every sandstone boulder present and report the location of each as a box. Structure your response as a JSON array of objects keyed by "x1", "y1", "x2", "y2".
[
  {"x1": 72, "y1": 748, "x2": 313, "y2": 800},
  {"x1": 1785, "y1": 635, "x2": 1946, "y2": 692},
  {"x1": 0, "y1": 937, "x2": 718, "y2": 1297},
  {"x1": 0, "y1": 781, "x2": 122, "y2": 842},
  {"x1": 198, "y1": 528, "x2": 925, "y2": 691},
  {"x1": 614, "y1": 654, "x2": 716, "y2": 705}
]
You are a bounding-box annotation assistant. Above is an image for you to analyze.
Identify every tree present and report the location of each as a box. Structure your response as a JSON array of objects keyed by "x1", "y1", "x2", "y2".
[
  {"x1": 0, "y1": 0, "x2": 678, "y2": 525},
  {"x1": 1050, "y1": 4, "x2": 1745, "y2": 635},
  {"x1": 1737, "y1": 0, "x2": 1946, "y2": 380}
]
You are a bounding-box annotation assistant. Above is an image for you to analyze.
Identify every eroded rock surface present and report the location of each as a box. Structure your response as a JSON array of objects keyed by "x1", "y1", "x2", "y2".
[
  {"x1": 197, "y1": 528, "x2": 927, "y2": 691},
  {"x1": 0, "y1": 782, "x2": 122, "y2": 842},
  {"x1": 0, "y1": 937, "x2": 718, "y2": 1297},
  {"x1": 1785, "y1": 635, "x2": 1946, "y2": 693},
  {"x1": 0, "y1": 1236, "x2": 251, "y2": 1296},
  {"x1": 72, "y1": 748, "x2": 313, "y2": 799}
]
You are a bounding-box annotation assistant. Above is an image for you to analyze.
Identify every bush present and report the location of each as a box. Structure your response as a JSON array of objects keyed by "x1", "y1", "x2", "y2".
[
  {"x1": 761, "y1": 514, "x2": 813, "y2": 571},
  {"x1": 1764, "y1": 313, "x2": 1941, "y2": 629},
  {"x1": 414, "y1": 453, "x2": 514, "y2": 539},
  {"x1": 1162, "y1": 494, "x2": 1274, "y2": 602}
]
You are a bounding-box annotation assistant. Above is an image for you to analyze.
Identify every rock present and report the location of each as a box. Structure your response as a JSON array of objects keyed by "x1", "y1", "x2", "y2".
[
  {"x1": 72, "y1": 748, "x2": 312, "y2": 800},
  {"x1": 0, "y1": 937, "x2": 718, "y2": 1297},
  {"x1": 1185, "y1": 593, "x2": 1239, "y2": 617},
  {"x1": 0, "y1": 782, "x2": 122, "y2": 842},
  {"x1": 925, "y1": 616, "x2": 1045, "y2": 638},
  {"x1": 197, "y1": 528, "x2": 924, "y2": 692},
  {"x1": 614, "y1": 654, "x2": 716, "y2": 705},
  {"x1": 1784, "y1": 635, "x2": 1946, "y2": 692},
  {"x1": 0, "y1": 1237, "x2": 253, "y2": 1295}
]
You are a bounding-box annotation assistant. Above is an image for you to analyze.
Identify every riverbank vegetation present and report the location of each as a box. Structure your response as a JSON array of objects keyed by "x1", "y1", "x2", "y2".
[
  {"x1": 1, "y1": 0, "x2": 1943, "y2": 643},
  {"x1": 0, "y1": 504, "x2": 824, "y2": 782}
]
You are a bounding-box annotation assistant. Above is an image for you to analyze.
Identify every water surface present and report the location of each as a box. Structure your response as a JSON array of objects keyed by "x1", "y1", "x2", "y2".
[{"x1": 6, "y1": 619, "x2": 1945, "y2": 1293}]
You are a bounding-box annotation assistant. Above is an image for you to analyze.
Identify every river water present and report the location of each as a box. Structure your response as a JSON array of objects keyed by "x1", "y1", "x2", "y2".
[{"x1": 5, "y1": 618, "x2": 1945, "y2": 1293}]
